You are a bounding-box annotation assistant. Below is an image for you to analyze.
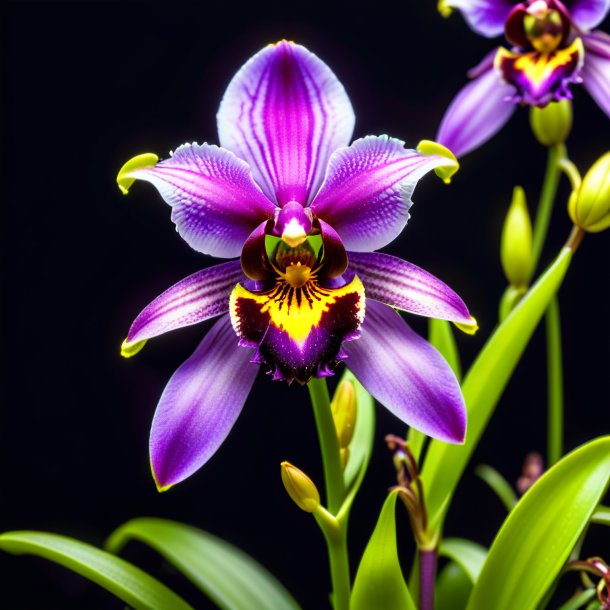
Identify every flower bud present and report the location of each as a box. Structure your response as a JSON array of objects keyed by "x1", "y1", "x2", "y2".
[
  {"x1": 331, "y1": 379, "x2": 357, "y2": 449},
  {"x1": 280, "y1": 461, "x2": 320, "y2": 513},
  {"x1": 568, "y1": 152, "x2": 610, "y2": 233},
  {"x1": 529, "y1": 99, "x2": 572, "y2": 146},
  {"x1": 416, "y1": 140, "x2": 459, "y2": 184},
  {"x1": 498, "y1": 285, "x2": 528, "y2": 322},
  {"x1": 501, "y1": 186, "x2": 533, "y2": 288}
]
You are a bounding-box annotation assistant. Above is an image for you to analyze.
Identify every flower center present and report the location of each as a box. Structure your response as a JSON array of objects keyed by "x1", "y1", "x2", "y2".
[
  {"x1": 285, "y1": 263, "x2": 312, "y2": 288},
  {"x1": 524, "y1": 7, "x2": 563, "y2": 53}
]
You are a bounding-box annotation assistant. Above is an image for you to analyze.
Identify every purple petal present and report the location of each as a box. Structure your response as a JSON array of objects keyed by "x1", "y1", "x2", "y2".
[
  {"x1": 347, "y1": 251, "x2": 474, "y2": 325},
  {"x1": 150, "y1": 314, "x2": 257, "y2": 490},
  {"x1": 567, "y1": 0, "x2": 610, "y2": 30},
  {"x1": 310, "y1": 136, "x2": 455, "y2": 252},
  {"x1": 436, "y1": 62, "x2": 517, "y2": 157},
  {"x1": 123, "y1": 143, "x2": 275, "y2": 258},
  {"x1": 582, "y1": 31, "x2": 610, "y2": 117},
  {"x1": 344, "y1": 300, "x2": 466, "y2": 443},
  {"x1": 217, "y1": 41, "x2": 355, "y2": 206},
  {"x1": 124, "y1": 261, "x2": 245, "y2": 349},
  {"x1": 441, "y1": 0, "x2": 515, "y2": 37}
]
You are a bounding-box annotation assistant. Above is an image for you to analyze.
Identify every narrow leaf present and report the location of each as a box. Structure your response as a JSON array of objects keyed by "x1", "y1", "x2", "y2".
[
  {"x1": 591, "y1": 505, "x2": 610, "y2": 526},
  {"x1": 475, "y1": 464, "x2": 518, "y2": 511},
  {"x1": 557, "y1": 589, "x2": 597, "y2": 610},
  {"x1": 0, "y1": 530, "x2": 193, "y2": 610},
  {"x1": 106, "y1": 518, "x2": 300, "y2": 610},
  {"x1": 428, "y1": 317, "x2": 462, "y2": 380},
  {"x1": 467, "y1": 436, "x2": 610, "y2": 610},
  {"x1": 341, "y1": 368, "x2": 375, "y2": 513},
  {"x1": 421, "y1": 248, "x2": 573, "y2": 536},
  {"x1": 439, "y1": 538, "x2": 487, "y2": 584},
  {"x1": 351, "y1": 491, "x2": 416, "y2": 610},
  {"x1": 436, "y1": 562, "x2": 473, "y2": 610}
]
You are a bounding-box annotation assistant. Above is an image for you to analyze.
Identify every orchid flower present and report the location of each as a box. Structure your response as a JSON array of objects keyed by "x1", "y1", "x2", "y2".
[
  {"x1": 117, "y1": 41, "x2": 477, "y2": 491},
  {"x1": 437, "y1": 0, "x2": 610, "y2": 157}
]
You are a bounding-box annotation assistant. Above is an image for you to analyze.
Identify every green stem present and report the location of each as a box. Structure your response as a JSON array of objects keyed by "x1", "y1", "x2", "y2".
[
  {"x1": 308, "y1": 377, "x2": 344, "y2": 514},
  {"x1": 531, "y1": 144, "x2": 565, "y2": 272},
  {"x1": 308, "y1": 378, "x2": 351, "y2": 609},
  {"x1": 545, "y1": 296, "x2": 564, "y2": 466}
]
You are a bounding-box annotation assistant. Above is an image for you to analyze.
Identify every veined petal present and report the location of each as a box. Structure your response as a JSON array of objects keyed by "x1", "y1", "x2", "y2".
[
  {"x1": 310, "y1": 136, "x2": 456, "y2": 252},
  {"x1": 343, "y1": 300, "x2": 466, "y2": 444},
  {"x1": 439, "y1": 0, "x2": 515, "y2": 37},
  {"x1": 230, "y1": 276, "x2": 365, "y2": 383},
  {"x1": 567, "y1": 0, "x2": 610, "y2": 30},
  {"x1": 119, "y1": 143, "x2": 275, "y2": 258},
  {"x1": 150, "y1": 314, "x2": 257, "y2": 490},
  {"x1": 582, "y1": 31, "x2": 610, "y2": 117},
  {"x1": 217, "y1": 40, "x2": 355, "y2": 206},
  {"x1": 436, "y1": 62, "x2": 517, "y2": 157},
  {"x1": 347, "y1": 251, "x2": 476, "y2": 329},
  {"x1": 122, "y1": 261, "x2": 245, "y2": 354}
]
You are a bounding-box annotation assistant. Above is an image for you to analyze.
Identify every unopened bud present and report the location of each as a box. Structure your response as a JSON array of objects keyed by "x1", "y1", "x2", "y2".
[
  {"x1": 530, "y1": 99, "x2": 572, "y2": 146},
  {"x1": 568, "y1": 152, "x2": 610, "y2": 233},
  {"x1": 501, "y1": 186, "x2": 533, "y2": 288},
  {"x1": 499, "y1": 285, "x2": 528, "y2": 322},
  {"x1": 280, "y1": 461, "x2": 320, "y2": 513},
  {"x1": 331, "y1": 379, "x2": 357, "y2": 449},
  {"x1": 417, "y1": 140, "x2": 459, "y2": 184}
]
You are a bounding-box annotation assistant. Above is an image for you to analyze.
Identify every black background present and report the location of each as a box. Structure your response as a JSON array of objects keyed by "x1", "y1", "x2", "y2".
[{"x1": 2, "y1": 1, "x2": 609, "y2": 609}]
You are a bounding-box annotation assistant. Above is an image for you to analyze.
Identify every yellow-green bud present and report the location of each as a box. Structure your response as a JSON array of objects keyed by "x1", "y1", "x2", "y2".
[
  {"x1": 568, "y1": 152, "x2": 610, "y2": 233},
  {"x1": 501, "y1": 186, "x2": 533, "y2": 288},
  {"x1": 529, "y1": 99, "x2": 572, "y2": 146},
  {"x1": 280, "y1": 462, "x2": 320, "y2": 513},
  {"x1": 331, "y1": 379, "x2": 357, "y2": 449}
]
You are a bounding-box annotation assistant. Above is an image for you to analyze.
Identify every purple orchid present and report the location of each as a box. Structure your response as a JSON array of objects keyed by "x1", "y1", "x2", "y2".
[
  {"x1": 117, "y1": 41, "x2": 477, "y2": 491},
  {"x1": 437, "y1": 0, "x2": 610, "y2": 157}
]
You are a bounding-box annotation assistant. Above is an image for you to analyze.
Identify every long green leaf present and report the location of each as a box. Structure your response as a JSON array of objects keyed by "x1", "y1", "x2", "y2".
[
  {"x1": 435, "y1": 563, "x2": 473, "y2": 610},
  {"x1": 557, "y1": 589, "x2": 597, "y2": 610},
  {"x1": 591, "y1": 505, "x2": 610, "y2": 526},
  {"x1": 439, "y1": 538, "x2": 487, "y2": 584},
  {"x1": 340, "y1": 368, "x2": 375, "y2": 513},
  {"x1": 422, "y1": 248, "x2": 572, "y2": 536},
  {"x1": 351, "y1": 491, "x2": 416, "y2": 610},
  {"x1": 106, "y1": 518, "x2": 300, "y2": 610},
  {"x1": 466, "y1": 436, "x2": 610, "y2": 610},
  {"x1": 475, "y1": 464, "x2": 518, "y2": 511},
  {"x1": 0, "y1": 530, "x2": 193, "y2": 610}
]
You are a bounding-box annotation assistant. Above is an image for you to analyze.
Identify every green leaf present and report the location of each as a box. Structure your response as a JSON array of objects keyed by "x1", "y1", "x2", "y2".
[
  {"x1": 428, "y1": 318, "x2": 462, "y2": 381},
  {"x1": 556, "y1": 589, "x2": 597, "y2": 610},
  {"x1": 421, "y1": 247, "x2": 573, "y2": 536},
  {"x1": 466, "y1": 436, "x2": 610, "y2": 610},
  {"x1": 340, "y1": 368, "x2": 375, "y2": 514},
  {"x1": 0, "y1": 530, "x2": 193, "y2": 610},
  {"x1": 439, "y1": 538, "x2": 487, "y2": 584},
  {"x1": 435, "y1": 563, "x2": 473, "y2": 610},
  {"x1": 591, "y1": 505, "x2": 610, "y2": 526},
  {"x1": 351, "y1": 491, "x2": 416, "y2": 610},
  {"x1": 106, "y1": 518, "x2": 300, "y2": 610},
  {"x1": 475, "y1": 464, "x2": 518, "y2": 511}
]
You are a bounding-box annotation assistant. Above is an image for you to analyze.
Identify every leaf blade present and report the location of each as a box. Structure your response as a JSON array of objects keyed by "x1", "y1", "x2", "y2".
[{"x1": 439, "y1": 538, "x2": 487, "y2": 584}]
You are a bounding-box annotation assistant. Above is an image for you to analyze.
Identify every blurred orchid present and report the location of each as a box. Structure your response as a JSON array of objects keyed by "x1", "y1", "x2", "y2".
[
  {"x1": 118, "y1": 41, "x2": 476, "y2": 490},
  {"x1": 437, "y1": 0, "x2": 610, "y2": 156}
]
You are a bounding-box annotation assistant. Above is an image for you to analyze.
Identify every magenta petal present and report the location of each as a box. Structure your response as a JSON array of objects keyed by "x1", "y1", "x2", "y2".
[
  {"x1": 217, "y1": 41, "x2": 355, "y2": 206},
  {"x1": 347, "y1": 251, "x2": 473, "y2": 324},
  {"x1": 343, "y1": 300, "x2": 466, "y2": 443},
  {"x1": 150, "y1": 314, "x2": 257, "y2": 490},
  {"x1": 442, "y1": 0, "x2": 515, "y2": 37},
  {"x1": 125, "y1": 261, "x2": 245, "y2": 346},
  {"x1": 436, "y1": 62, "x2": 517, "y2": 158},
  {"x1": 582, "y1": 32, "x2": 610, "y2": 117},
  {"x1": 567, "y1": 0, "x2": 610, "y2": 30},
  {"x1": 126, "y1": 143, "x2": 275, "y2": 258},
  {"x1": 311, "y1": 136, "x2": 453, "y2": 251}
]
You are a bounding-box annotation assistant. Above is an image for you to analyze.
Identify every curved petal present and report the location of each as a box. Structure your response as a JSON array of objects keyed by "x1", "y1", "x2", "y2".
[
  {"x1": 123, "y1": 261, "x2": 245, "y2": 351},
  {"x1": 310, "y1": 136, "x2": 456, "y2": 251},
  {"x1": 343, "y1": 300, "x2": 466, "y2": 443},
  {"x1": 150, "y1": 314, "x2": 258, "y2": 490},
  {"x1": 567, "y1": 0, "x2": 610, "y2": 30},
  {"x1": 121, "y1": 143, "x2": 275, "y2": 258},
  {"x1": 582, "y1": 31, "x2": 610, "y2": 117},
  {"x1": 436, "y1": 62, "x2": 517, "y2": 158},
  {"x1": 440, "y1": 0, "x2": 515, "y2": 38},
  {"x1": 318, "y1": 219, "x2": 348, "y2": 279},
  {"x1": 217, "y1": 41, "x2": 355, "y2": 206},
  {"x1": 347, "y1": 251, "x2": 474, "y2": 325}
]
